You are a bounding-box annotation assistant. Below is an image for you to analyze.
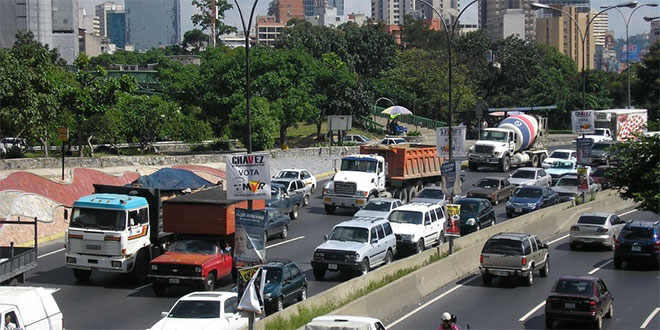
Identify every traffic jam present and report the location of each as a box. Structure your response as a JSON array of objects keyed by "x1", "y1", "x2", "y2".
[{"x1": 2, "y1": 108, "x2": 657, "y2": 330}]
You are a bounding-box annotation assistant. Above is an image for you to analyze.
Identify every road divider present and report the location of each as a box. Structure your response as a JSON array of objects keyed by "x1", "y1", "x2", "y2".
[
  {"x1": 588, "y1": 259, "x2": 613, "y2": 275},
  {"x1": 641, "y1": 307, "x2": 660, "y2": 329},
  {"x1": 266, "y1": 236, "x2": 305, "y2": 249},
  {"x1": 519, "y1": 300, "x2": 546, "y2": 322}
]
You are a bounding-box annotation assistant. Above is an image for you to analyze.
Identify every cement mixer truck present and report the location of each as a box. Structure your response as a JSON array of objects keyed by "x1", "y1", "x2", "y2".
[{"x1": 468, "y1": 114, "x2": 549, "y2": 172}]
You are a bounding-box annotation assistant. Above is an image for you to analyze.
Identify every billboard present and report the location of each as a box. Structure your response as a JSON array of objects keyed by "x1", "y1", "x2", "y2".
[
  {"x1": 226, "y1": 153, "x2": 271, "y2": 200},
  {"x1": 234, "y1": 208, "x2": 267, "y2": 266},
  {"x1": 436, "y1": 125, "x2": 467, "y2": 158},
  {"x1": 571, "y1": 110, "x2": 595, "y2": 135},
  {"x1": 576, "y1": 138, "x2": 593, "y2": 165}
]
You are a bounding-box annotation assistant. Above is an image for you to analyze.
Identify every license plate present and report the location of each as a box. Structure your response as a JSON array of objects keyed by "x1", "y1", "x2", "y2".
[
  {"x1": 356, "y1": 199, "x2": 364, "y2": 205},
  {"x1": 515, "y1": 208, "x2": 522, "y2": 213},
  {"x1": 86, "y1": 244, "x2": 102, "y2": 250},
  {"x1": 327, "y1": 264, "x2": 337, "y2": 270},
  {"x1": 564, "y1": 303, "x2": 575, "y2": 309},
  {"x1": 632, "y1": 246, "x2": 641, "y2": 252},
  {"x1": 492, "y1": 270, "x2": 509, "y2": 276},
  {"x1": 324, "y1": 197, "x2": 331, "y2": 203},
  {"x1": 169, "y1": 278, "x2": 180, "y2": 284}
]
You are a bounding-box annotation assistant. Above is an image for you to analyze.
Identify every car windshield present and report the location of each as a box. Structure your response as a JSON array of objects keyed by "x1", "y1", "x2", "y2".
[
  {"x1": 263, "y1": 268, "x2": 282, "y2": 283},
  {"x1": 458, "y1": 201, "x2": 479, "y2": 216},
  {"x1": 550, "y1": 151, "x2": 571, "y2": 159},
  {"x1": 169, "y1": 240, "x2": 218, "y2": 254},
  {"x1": 477, "y1": 179, "x2": 500, "y2": 188},
  {"x1": 512, "y1": 170, "x2": 536, "y2": 179},
  {"x1": 514, "y1": 188, "x2": 542, "y2": 198},
  {"x1": 577, "y1": 216, "x2": 607, "y2": 225},
  {"x1": 554, "y1": 279, "x2": 593, "y2": 296},
  {"x1": 168, "y1": 300, "x2": 220, "y2": 319},
  {"x1": 551, "y1": 161, "x2": 574, "y2": 169},
  {"x1": 363, "y1": 200, "x2": 391, "y2": 211},
  {"x1": 556, "y1": 178, "x2": 578, "y2": 187},
  {"x1": 329, "y1": 226, "x2": 369, "y2": 243},
  {"x1": 592, "y1": 143, "x2": 611, "y2": 150},
  {"x1": 340, "y1": 159, "x2": 377, "y2": 173},
  {"x1": 480, "y1": 131, "x2": 507, "y2": 142},
  {"x1": 482, "y1": 238, "x2": 523, "y2": 255},
  {"x1": 276, "y1": 171, "x2": 298, "y2": 179},
  {"x1": 70, "y1": 208, "x2": 126, "y2": 231},
  {"x1": 416, "y1": 189, "x2": 445, "y2": 200},
  {"x1": 594, "y1": 129, "x2": 607, "y2": 136},
  {"x1": 388, "y1": 210, "x2": 423, "y2": 225},
  {"x1": 621, "y1": 227, "x2": 654, "y2": 240}
]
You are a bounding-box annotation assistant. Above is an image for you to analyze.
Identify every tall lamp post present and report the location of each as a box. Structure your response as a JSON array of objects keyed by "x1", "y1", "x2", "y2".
[
  {"x1": 233, "y1": 0, "x2": 259, "y2": 154},
  {"x1": 531, "y1": 2, "x2": 638, "y2": 110},
  {"x1": 373, "y1": 97, "x2": 395, "y2": 134},
  {"x1": 602, "y1": 3, "x2": 658, "y2": 109}
]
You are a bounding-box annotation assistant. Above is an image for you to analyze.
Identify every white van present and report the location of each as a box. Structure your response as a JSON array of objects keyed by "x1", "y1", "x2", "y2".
[
  {"x1": 0, "y1": 287, "x2": 63, "y2": 330},
  {"x1": 306, "y1": 315, "x2": 386, "y2": 330}
]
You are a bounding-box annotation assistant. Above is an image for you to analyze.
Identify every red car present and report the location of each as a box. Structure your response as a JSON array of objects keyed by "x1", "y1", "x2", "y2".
[
  {"x1": 545, "y1": 275, "x2": 614, "y2": 329},
  {"x1": 149, "y1": 238, "x2": 233, "y2": 296}
]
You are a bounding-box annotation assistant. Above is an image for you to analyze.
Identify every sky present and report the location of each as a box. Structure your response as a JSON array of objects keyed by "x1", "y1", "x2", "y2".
[{"x1": 81, "y1": 0, "x2": 660, "y2": 40}]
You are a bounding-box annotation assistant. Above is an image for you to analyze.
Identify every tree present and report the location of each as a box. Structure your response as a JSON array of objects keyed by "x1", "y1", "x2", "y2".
[
  {"x1": 191, "y1": 0, "x2": 236, "y2": 44},
  {"x1": 182, "y1": 29, "x2": 208, "y2": 53},
  {"x1": 607, "y1": 134, "x2": 660, "y2": 213},
  {"x1": 339, "y1": 22, "x2": 398, "y2": 78},
  {"x1": 229, "y1": 96, "x2": 279, "y2": 151},
  {"x1": 634, "y1": 42, "x2": 660, "y2": 124}
]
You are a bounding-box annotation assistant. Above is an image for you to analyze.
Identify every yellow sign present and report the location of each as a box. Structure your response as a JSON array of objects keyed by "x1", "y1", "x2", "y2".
[
  {"x1": 446, "y1": 204, "x2": 461, "y2": 218},
  {"x1": 238, "y1": 267, "x2": 259, "y2": 282}
]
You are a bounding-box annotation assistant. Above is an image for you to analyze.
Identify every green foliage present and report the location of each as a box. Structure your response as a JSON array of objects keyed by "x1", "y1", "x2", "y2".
[
  {"x1": 191, "y1": 0, "x2": 236, "y2": 43},
  {"x1": 606, "y1": 134, "x2": 660, "y2": 213},
  {"x1": 229, "y1": 97, "x2": 279, "y2": 151},
  {"x1": 182, "y1": 29, "x2": 208, "y2": 53},
  {"x1": 634, "y1": 42, "x2": 660, "y2": 122}
]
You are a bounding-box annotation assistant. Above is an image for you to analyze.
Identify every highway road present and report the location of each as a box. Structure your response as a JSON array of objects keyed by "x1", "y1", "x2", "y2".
[
  {"x1": 387, "y1": 209, "x2": 659, "y2": 330},
  {"x1": 22, "y1": 144, "x2": 582, "y2": 329}
]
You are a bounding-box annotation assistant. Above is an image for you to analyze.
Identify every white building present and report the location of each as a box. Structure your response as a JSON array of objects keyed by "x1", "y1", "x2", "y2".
[
  {"x1": 591, "y1": 11, "x2": 608, "y2": 48},
  {"x1": 307, "y1": 6, "x2": 347, "y2": 27},
  {"x1": 0, "y1": 0, "x2": 53, "y2": 49}
]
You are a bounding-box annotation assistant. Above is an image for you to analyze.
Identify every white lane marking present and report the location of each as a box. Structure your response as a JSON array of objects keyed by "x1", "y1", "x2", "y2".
[
  {"x1": 547, "y1": 234, "x2": 569, "y2": 246},
  {"x1": 38, "y1": 248, "x2": 65, "y2": 259},
  {"x1": 266, "y1": 236, "x2": 304, "y2": 249},
  {"x1": 386, "y1": 275, "x2": 478, "y2": 329},
  {"x1": 519, "y1": 300, "x2": 546, "y2": 322},
  {"x1": 588, "y1": 259, "x2": 613, "y2": 275},
  {"x1": 641, "y1": 307, "x2": 660, "y2": 329},
  {"x1": 134, "y1": 282, "x2": 153, "y2": 291},
  {"x1": 618, "y1": 208, "x2": 638, "y2": 217}
]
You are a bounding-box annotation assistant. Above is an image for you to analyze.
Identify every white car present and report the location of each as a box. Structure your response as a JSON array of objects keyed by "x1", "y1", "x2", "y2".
[
  {"x1": 388, "y1": 202, "x2": 447, "y2": 254},
  {"x1": 584, "y1": 128, "x2": 613, "y2": 143},
  {"x1": 353, "y1": 198, "x2": 403, "y2": 219},
  {"x1": 274, "y1": 168, "x2": 317, "y2": 192},
  {"x1": 542, "y1": 149, "x2": 577, "y2": 168},
  {"x1": 508, "y1": 167, "x2": 552, "y2": 187},
  {"x1": 148, "y1": 292, "x2": 247, "y2": 330},
  {"x1": 306, "y1": 315, "x2": 386, "y2": 330},
  {"x1": 379, "y1": 137, "x2": 407, "y2": 145}
]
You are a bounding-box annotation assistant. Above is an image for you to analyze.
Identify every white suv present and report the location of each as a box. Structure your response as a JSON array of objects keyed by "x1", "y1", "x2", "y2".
[{"x1": 388, "y1": 202, "x2": 447, "y2": 255}]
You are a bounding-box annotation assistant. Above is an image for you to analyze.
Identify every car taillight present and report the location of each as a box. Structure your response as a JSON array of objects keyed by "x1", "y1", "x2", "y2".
[
  {"x1": 589, "y1": 300, "x2": 597, "y2": 310},
  {"x1": 571, "y1": 226, "x2": 579, "y2": 231},
  {"x1": 654, "y1": 241, "x2": 660, "y2": 252},
  {"x1": 521, "y1": 256, "x2": 527, "y2": 266},
  {"x1": 480, "y1": 254, "x2": 483, "y2": 264},
  {"x1": 615, "y1": 238, "x2": 621, "y2": 247}
]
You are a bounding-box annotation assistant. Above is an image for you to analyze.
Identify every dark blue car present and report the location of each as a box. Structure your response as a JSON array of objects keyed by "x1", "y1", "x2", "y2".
[
  {"x1": 505, "y1": 186, "x2": 559, "y2": 218},
  {"x1": 262, "y1": 260, "x2": 307, "y2": 314},
  {"x1": 614, "y1": 220, "x2": 660, "y2": 269}
]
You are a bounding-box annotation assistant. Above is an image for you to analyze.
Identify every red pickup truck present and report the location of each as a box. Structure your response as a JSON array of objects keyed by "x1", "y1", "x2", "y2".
[{"x1": 148, "y1": 187, "x2": 264, "y2": 296}]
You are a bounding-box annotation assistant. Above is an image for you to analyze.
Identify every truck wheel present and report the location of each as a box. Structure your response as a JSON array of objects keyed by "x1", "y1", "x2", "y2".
[
  {"x1": 408, "y1": 186, "x2": 418, "y2": 202},
  {"x1": 523, "y1": 268, "x2": 534, "y2": 286},
  {"x1": 531, "y1": 154, "x2": 539, "y2": 168},
  {"x1": 500, "y1": 155, "x2": 510, "y2": 172},
  {"x1": 312, "y1": 267, "x2": 325, "y2": 280},
  {"x1": 131, "y1": 249, "x2": 149, "y2": 283},
  {"x1": 469, "y1": 162, "x2": 478, "y2": 171},
  {"x1": 324, "y1": 204, "x2": 336, "y2": 214},
  {"x1": 152, "y1": 282, "x2": 167, "y2": 297},
  {"x1": 400, "y1": 187, "x2": 410, "y2": 203},
  {"x1": 539, "y1": 154, "x2": 547, "y2": 166},
  {"x1": 540, "y1": 259, "x2": 549, "y2": 277},
  {"x1": 73, "y1": 269, "x2": 92, "y2": 282},
  {"x1": 290, "y1": 205, "x2": 299, "y2": 220},
  {"x1": 203, "y1": 272, "x2": 216, "y2": 291},
  {"x1": 393, "y1": 188, "x2": 404, "y2": 201}
]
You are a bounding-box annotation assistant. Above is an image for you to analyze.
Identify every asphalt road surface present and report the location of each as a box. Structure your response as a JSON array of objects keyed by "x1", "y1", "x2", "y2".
[
  {"x1": 23, "y1": 144, "x2": 584, "y2": 329},
  {"x1": 387, "y1": 209, "x2": 659, "y2": 330}
]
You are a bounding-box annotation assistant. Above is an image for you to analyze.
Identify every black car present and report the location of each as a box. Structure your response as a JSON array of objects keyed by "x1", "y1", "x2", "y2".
[
  {"x1": 545, "y1": 275, "x2": 614, "y2": 329},
  {"x1": 589, "y1": 141, "x2": 615, "y2": 165},
  {"x1": 456, "y1": 198, "x2": 496, "y2": 235},
  {"x1": 264, "y1": 209, "x2": 291, "y2": 242},
  {"x1": 614, "y1": 220, "x2": 660, "y2": 269},
  {"x1": 262, "y1": 260, "x2": 307, "y2": 314},
  {"x1": 505, "y1": 186, "x2": 559, "y2": 218}
]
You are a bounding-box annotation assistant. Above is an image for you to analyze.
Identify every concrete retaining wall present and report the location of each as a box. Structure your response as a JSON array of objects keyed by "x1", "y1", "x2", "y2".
[{"x1": 257, "y1": 190, "x2": 636, "y2": 329}]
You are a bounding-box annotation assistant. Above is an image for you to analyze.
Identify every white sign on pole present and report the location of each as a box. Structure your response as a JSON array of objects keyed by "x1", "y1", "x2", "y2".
[
  {"x1": 571, "y1": 111, "x2": 595, "y2": 134},
  {"x1": 226, "y1": 153, "x2": 271, "y2": 200},
  {"x1": 436, "y1": 125, "x2": 466, "y2": 158}
]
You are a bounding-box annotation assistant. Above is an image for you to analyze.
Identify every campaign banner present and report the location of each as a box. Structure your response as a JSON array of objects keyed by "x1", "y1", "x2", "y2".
[
  {"x1": 234, "y1": 208, "x2": 266, "y2": 266},
  {"x1": 441, "y1": 161, "x2": 456, "y2": 195},
  {"x1": 436, "y1": 126, "x2": 467, "y2": 158},
  {"x1": 576, "y1": 138, "x2": 593, "y2": 165},
  {"x1": 577, "y1": 167, "x2": 589, "y2": 193},
  {"x1": 571, "y1": 111, "x2": 595, "y2": 135},
  {"x1": 226, "y1": 153, "x2": 271, "y2": 200},
  {"x1": 445, "y1": 204, "x2": 461, "y2": 237}
]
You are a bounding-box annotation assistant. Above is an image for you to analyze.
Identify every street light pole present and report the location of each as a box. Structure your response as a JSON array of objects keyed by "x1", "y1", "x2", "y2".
[{"x1": 234, "y1": 0, "x2": 259, "y2": 154}]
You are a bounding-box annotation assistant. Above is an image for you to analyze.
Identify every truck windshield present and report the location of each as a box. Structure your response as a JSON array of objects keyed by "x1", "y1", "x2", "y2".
[
  {"x1": 341, "y1": 159, "x2": 377, "y2": 173},
  {"x1": 594, "y1": 129, "x2": 607, "y2": 136},
  {"x1": 170, "y1": 240, "x2": 218, "y2": 254},
  {"x1": 388, "y1": 210, "x2": 423, "y2": 225},
  {"x1": 168, "y1": 300, "x2": 220, "y2": 318},
  {"x1": 329, "y1": 226, "x2": 369, "y2": 243},
  {"x1": 70, "y1": 208, "x2": 126, "y2": 231},
  {"x1": 480, "y1": 131, "x2": 507, "y2": 142}
]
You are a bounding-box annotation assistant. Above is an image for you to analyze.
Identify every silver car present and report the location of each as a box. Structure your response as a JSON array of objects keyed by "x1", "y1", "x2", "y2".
[
  {"x1": 570, "y1": 213, "x2": 627, "y2": 250},
  {"x1": 508, "y1": 167, "x2": 552, "y2": 187},
  {"x1": 354, "y1": 198, "x2": 403, "y2": 219}
]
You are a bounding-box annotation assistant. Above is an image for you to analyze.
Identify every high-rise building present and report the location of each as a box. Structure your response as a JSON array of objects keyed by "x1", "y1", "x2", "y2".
[
  {"x1": 95, "y1": 2, "x2": 124, "y2": 38},
  {"x1": 650, "y1": 20, "x2": 660, "y2": 46},
  {"x1": 107, "y1": 11, "x2": 127, "y2": 49},
  {"x1": 478, "y1": 0, "x2": 536, "y2": 41},
  {"x1": 256, "y1": 16, "x2": 285, "y2": 46},
  {"x1": 372, "y1": 0, "x2": 456, "y2": 26},
  {"x1": 591, "y1": 10, "x2": 607, "y2": 48},
  {"x1": 0, "y1": 0, "x2": 53, "y2": 49},
  {"x1": 276, "y1": 0, "x2": 305, "y2": 24},
  {"x1": 536, "y1": 6, "x2": 595, "y2": 71},
  {"x1": 126, "y1": 0, "x2": 181, "y2": 51},
  {"x1": 304, "y1": 0, "x2": 316, "y2": 16},
  {"x1": 327, "y1": 0, "x2": 344, "y2": 16}
]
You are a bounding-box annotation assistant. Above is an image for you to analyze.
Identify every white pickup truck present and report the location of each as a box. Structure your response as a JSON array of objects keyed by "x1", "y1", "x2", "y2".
[{"x1": 0, "y1": 287, "x2": 63, "y2": 330}]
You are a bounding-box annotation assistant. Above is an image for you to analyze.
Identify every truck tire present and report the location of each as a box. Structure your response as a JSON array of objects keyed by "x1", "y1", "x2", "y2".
[
  {"x1": 531, "y1": 154, "x2": 539, "y2": 168},
  {"x1": 131, "y1": 249, "x2": 149, "y2": 283},
  {"x1": 500, "y1": 155, "x2": 510, "y2": 172},
  {"x1": 153, "y1": 282, "x2": 167, "y2": 297},
  {"x1": 73, "y1": 269, "x2": 92, "y2": 282},
  {"x1": 324, "y1": 204, "x2": 336, "y2": 214},
  {"x1": 539, "y1": 153, "x2": 547, "y2": 166},
  {"x1": 400, "y1": 187, "x2": 410, "y2": 203},
  {"x1": 202, "y1": 272, "x2": 216, "y2": 291},
  {"x1": 408, "y1": 186, "x2": 418, "y2": 203},
  {"x1": 290, "y1": 205, "x2": 299, "y2": 220},
  {"x1": 469, "y1": 162, "x2": 479, "y2": 171}
]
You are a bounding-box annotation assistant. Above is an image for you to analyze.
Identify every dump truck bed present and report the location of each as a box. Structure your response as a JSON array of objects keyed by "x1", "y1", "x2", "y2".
[
  {"x1": 0, "y1": 247, "x2": 37, "y2": 284},
  {"x1": 360, "y1": 144, "x2": 444, "y2": 183}
]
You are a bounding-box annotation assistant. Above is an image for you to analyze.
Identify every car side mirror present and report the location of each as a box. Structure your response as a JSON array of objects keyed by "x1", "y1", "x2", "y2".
[
  {"x1": 542, "y1": 243, "x2": 548, "y2": 249},
  {"x1": 63, "y1": 209, "x2": 69, "y2": 220},
  {"x1": 161, "y1": 312, "x2": 169, "y2": 318},
  {"x1": 324, "y1": 234, "x2": 328, "y2": 241},
  {"x1": 425, "y1": 220, "x2": 431, "y2": 226},
  {"x1": 371, "y1": 178, "x2": 375, "y2": 183},
  {"x1": 371, "y1": 239, "x2": 378, "y2": 245}
]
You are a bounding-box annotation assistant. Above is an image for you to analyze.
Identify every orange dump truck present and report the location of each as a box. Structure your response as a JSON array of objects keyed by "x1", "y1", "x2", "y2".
[{"x1": 322, "y1": 144, "x2": 446, "y2": 213}]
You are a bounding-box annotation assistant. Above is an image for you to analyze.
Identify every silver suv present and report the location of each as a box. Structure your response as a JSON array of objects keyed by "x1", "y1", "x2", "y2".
[
  {"x1": 479, "y1": 232, "x2": 550, "y2": 286},
  {"x1": 311, "y1": 217, "x2": 397, "y2": 280}
]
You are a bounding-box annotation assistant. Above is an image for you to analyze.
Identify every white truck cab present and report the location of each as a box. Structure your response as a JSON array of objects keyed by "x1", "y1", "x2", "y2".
[
  {"x1": 0, "y1": 287, "x2": 63, "y2": 330},
  {"x1": 323, "y1": 155, "x2": 386, "y2": 214}
]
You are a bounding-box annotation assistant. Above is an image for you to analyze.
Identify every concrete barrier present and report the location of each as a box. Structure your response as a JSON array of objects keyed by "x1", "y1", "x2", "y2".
[{"x1": 257, "y1": 190, "x2": 636, "y2": 329}]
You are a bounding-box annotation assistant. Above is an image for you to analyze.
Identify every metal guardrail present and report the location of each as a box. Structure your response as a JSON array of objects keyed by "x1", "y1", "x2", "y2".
[
  {"x1": 372, "y1": 106, "x2": 447, "y2": 129},
  {"x1": 357, "y1": 116, "x2": 386, "y2": 134}
]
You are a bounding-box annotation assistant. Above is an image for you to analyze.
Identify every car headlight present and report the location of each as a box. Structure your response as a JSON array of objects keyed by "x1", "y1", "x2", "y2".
[
  {"x1": 195, "y1": 266, "x2": 202, "y2": 273},
  {"x1": 314, "y1": 252, "x2": 324, "y2": 259},
  {"x1": 505, "y1": 201, "x2": 512, "y2": 207},
  {"x1": 469, "y1": 145, "x2": 475, "y2": 152},
  {"x1": 265, "y1": 292, "x2": 272, "y2": 299},
  {"x1": 151, "y1": 264, "x2": 158, "y2": 271},
  {"x1": 527, "y1": 203, "x2": 537, "y2": 208},
  {"x1": 466, "y1": 218, "x2": 476, "y2": 226},
  {"x1": 493, "y1": 151, "x2": 501, "y2": 157},
  {"x1": 345, "y1": 253, "x2": 359, "y2": 262}
]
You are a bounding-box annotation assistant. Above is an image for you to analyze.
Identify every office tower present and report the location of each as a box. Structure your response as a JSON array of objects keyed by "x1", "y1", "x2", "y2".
[
  {"x1": 591, "y1": 11, "x2": 607, "y2": 48},
  {"x1": 478, "y1": 0, "x2": 536, "y2": 41},
  {"x1": 327, "y1": 0, "x2": 344, "y2": 16},
  {"x1": 107, "y1": 11, "x2": 127, "y2": 48},
  {"x1": 304, "y1": 0, "x2": 316, "y2": 16},
  {"x1": 52, "y1": 0, "x2": 79, "y2": 63},
  {"x1": 0, "y1": 0, "x2": 53, "y2": 49},
  {"x1": 95, "y1": 2, "x2": 124, "y2": 38},
  {"x1": 276, "y1": 0, "x2": 305, "y2": 24},
  {"x1": 126, "y1": 0, "x2": 181, "y2": 50},
  {"x1": 536, "y1": 6, "x2": 595, "y2": 71}
]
